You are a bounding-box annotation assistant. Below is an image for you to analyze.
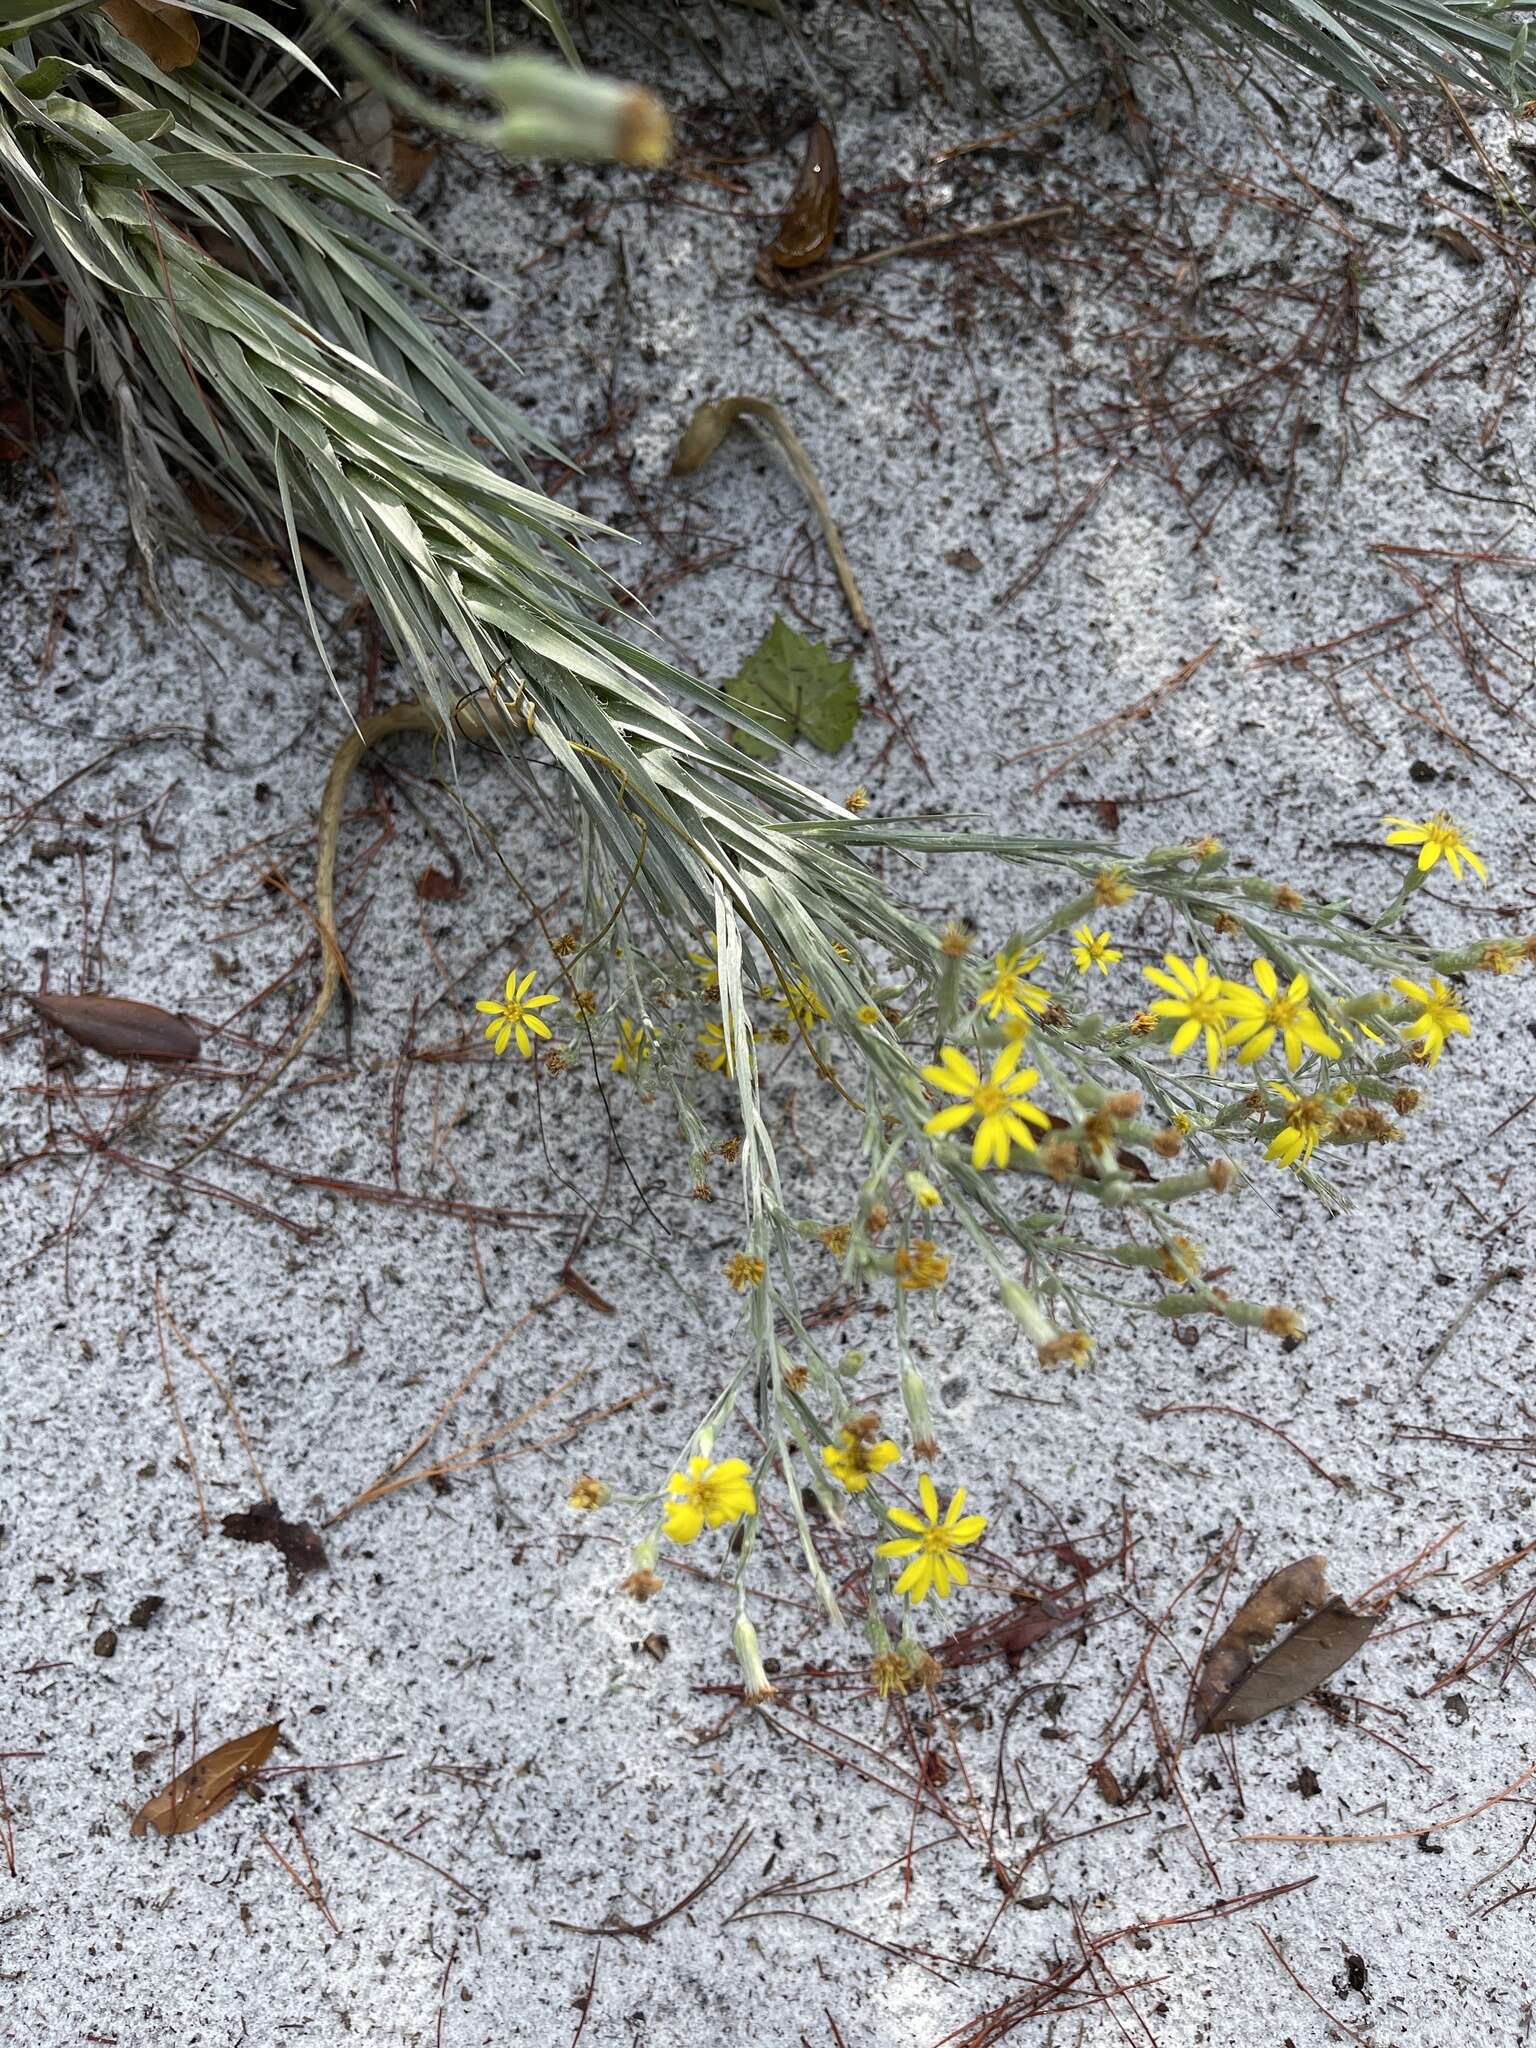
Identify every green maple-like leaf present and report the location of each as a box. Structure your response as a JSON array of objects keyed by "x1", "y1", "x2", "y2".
[{"x1": 720, "y1": 616, "x2": 859, "y2": 763}]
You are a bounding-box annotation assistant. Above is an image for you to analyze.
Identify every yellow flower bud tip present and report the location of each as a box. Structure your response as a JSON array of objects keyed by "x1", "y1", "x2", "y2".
[
  {"x1": 845, "y1": 785, "x2": 870, "y2": 813},
  {"x1": 1037, "y1": 1330, "x2": 1094, "y2": 1370},
  {"x1": 1262, "y1": 1305, "x2": 1304, "y2": 1340},
  {"x1": 568, "y1": 1474, "x2": 609, "y2": 1511},
  {"x1": 819, "y1": 1223, "x2": 851, "y2": 1256},
  {"x1": 619, "y1": 1569, "x2": 663, "y2": 1602},
  {"x1": 616, "y1": 87, "x2": 671, "y2": 167},
  {"x1": 856, "y1": 1004, "x2": 881, "y2": 1026},
  {"x1": 871, "y1": 1651, "x2": 912, "y2": 1698},
  {"x1": 724, "y1": 1252, "x2": 766, "y2": 1291},
  {"x1": 1129, "y1": 1010, "x2": 1157, "y2": 1036},
  {"x1": 1092, "y1": 868, "x2": 1136, "y2": 909},
  {"x1": 1188, "y1": 836, "x2": 1223, "y2": 860},
  {"x1": 939, "y1": 918, "x2": 977, "y2": 960},
  {"x1": 732, "y1": 1614, "x2": 775, "y2": 1706}
]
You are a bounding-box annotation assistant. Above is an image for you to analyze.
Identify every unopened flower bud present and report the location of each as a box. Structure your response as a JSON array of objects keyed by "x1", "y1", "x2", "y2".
[
  {"x1": 900, "y1": 1364, "x2": 938, "y2": 1461},
  {"x1": 732, "y1": 1612, "x2": 775, "y2": 1705}
]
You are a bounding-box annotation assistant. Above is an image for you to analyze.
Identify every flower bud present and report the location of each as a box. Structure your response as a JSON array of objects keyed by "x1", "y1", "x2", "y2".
[
  {"x1": 900, "y1": 1364, "x2": 938, "y2": 1461},
  {"x1": 732, "y1": 1612, "x2": 774, "y2": 1705}
]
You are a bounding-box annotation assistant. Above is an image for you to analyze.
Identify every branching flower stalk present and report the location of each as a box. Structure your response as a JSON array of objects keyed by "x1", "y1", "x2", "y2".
[{"x1": 2, "y1": 10, "x2": 1530, "y2": 1692}]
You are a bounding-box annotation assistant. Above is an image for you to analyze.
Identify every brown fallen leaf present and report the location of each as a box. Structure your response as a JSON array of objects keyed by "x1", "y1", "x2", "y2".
[
  {"x1": 102, "y1": 0, "x2": 199, "y2": 71},
  {"x1": 416, "y1": 864, "x2": 463, "y2": 902},
  {"x1": 763, "y1": 117, "x2": 840, "y2": 272},
  {"x1": 28, "y1": 992, "x2": 200, "y2": 1064},
  {"x1": 130, "y1": 1723, "x2": 280, "y2": 1838},
  {"x1": 221, "y1": 1499, "x2": 329, "y2": 1595},
  {"x1": 1197, "y1": 1555, "x2": 1378, "y2": 1733},
  {"x1": 325, "y1": 82, "x2": 439, "y2": 198}
]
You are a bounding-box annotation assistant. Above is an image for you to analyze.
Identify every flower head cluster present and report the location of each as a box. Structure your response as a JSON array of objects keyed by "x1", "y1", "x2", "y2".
[
  {"x1": 1265, "y1": 1083, "x2": 1331, "y2": 1169},
  {"x1": 822, "y1": 1421, "x2": 901, "y2": 1493},
  {"x1": 922, "y1": 1041, "x2": 1051, "y2": 1169},
  {"x1": 662, "y1": 1456, "x2": 756, "y2": 1545},
  {"x1": 1383, "y1": 812, "x2": 1486, "y2": 883},
  {"x1": 476, "y1": 969, "x2": 558, "y2": 1058},
  {"x1": 979, "y1": 947, "x2": 1052, "y2": 1024},
  {"x1": 1071, "y1": 925, "x2": 1122, "y2": 976},
  {"x1": 1142, "y1": 953, "x2": 1230, "y2": 1073},
  {"x1": 876, "y1": 1474, "x2": 986, "y2": 1603},
  {"x1": 1393, "y1": 975, "x2": 1470, "y2": 1065},
  {"x1": 1222, "y1": 960, "x2": 1339, "y2": 1070}
]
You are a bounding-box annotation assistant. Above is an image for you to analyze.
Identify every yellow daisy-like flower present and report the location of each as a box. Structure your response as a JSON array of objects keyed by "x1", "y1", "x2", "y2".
[
  {"x1": 822, "y1": 1427, "x2": 901, "y2": 1493},
  {"x1": 476, "y1": 969, "x2": 558, "y2": 1059},
  {"x1": 1392, "y1": 975, "x2": 1471, "y2": 1066},
  {"x1": 876, "y1": 1473, "x2": 986, "y2": 1604},
  {"x1": 661, "y1": 1456, "x2": 756, "y2": 1545},
  {"x1": 856, "y1": 1004, "x2": 882, "y2": 1026},
  {"x1": 1070, "y1": 925, "x2": 1122, "y2": 976},
  {"x1": 697, "y1": 1016, "x2": 749, "y2": 1074},
  {"x1": 778, "y1": 976, "x2": 828, "y2": 1030},
  {"x1": 611, "y1": 1017, "x2": 652, "y2": 1076},
  {"x1": 1383, "y1": 812, "x2": 1487, "y2": 884},
  {"x1": 893, "y1": 1239, "x2": 948, "y2": 1291},
  {"x1": 1142, "y1": 953, "x2": 1232, "y2": 1073},
  {"x1": 921, "y1": 1041, "x2": 1052, "y2": 1170},
  {"x1": 1221, "y1": 959, "x2": 1340, "y2": 1071},
  {"x1": 1266, "y1": 1083, "x2": 1332, "y2": 1170},
  {"x1": 979, "y1": 947, "x2": 1052, "y2": 1024}
]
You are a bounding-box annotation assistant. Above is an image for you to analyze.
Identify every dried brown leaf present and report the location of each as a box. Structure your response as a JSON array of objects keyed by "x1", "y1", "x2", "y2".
[
  {"x1": 416, "y1": 864, "x2": 462, "y2": 902},
  {"x1": 1198, "y1": 1555, "x2": 1378, "y2": 1732},
  {"x1": 101, "y1": 0, "x2": 199, "y2": 71},
  {"x1": 221, "y1": 1500, "x2": 328, "y2": 1595},
  {"x1": 29, "y1": 992, "x2": 200, "y2": 1064},
  {"x1": 130, "y1": 1723, "x2": 280, "y2": 1837},
  {"x1": 764, "y1": 118, "x2": 840, "y2": 271}
]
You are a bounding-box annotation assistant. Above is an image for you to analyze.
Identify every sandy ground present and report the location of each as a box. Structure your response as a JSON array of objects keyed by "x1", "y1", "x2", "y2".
[{"x1": 3, "y1": 7, "x2": 1536, "y2": 2043}]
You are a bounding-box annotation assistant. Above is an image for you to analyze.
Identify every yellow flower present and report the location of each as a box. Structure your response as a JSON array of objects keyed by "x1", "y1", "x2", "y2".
[
  {"x1": 904, "y1": 1171, "x2": 942, "y2": 1211},
  {"x1": 1392, "y1": 975, "x2": 1471, "y2": 1066},
  {"x1": 856, "y1": 1003, "x2": 881, "y2": 1026},
  {"x1": 698, "y1": 1017, "x2": 749, "y2": 1074},
  {"x1": 1158, "y1": 1236, "x2": 1203, "y2": 1284},
  {"x1": 921, "y1": 1041, "x2": 1051, "y2": 1169},
  {"x1": 662, "y1": 1456, "x2": 756, "y2": 1544},
  {"x1": 1383, "y1": 812, "x2": 1487, "y2": 883},
  {"x1": 476, "y1": 969, "x2": 558, "y2": 1058},
  {"x1": 725, "y1": 1252, "x2": 766, "y2": 1291},
  {"x1": 1142, "y1": 953, "x2": 1232, "y2": 1072},
  {"x1": 893, "y1": 1239, "x2": 948, "y2": 1291},
  {"x1": 1070, "y1": 925, "x2": 1122, "y2": 976},
  {"x1": 876, "y1": 1474, "x2": 986, "y2": 1604},
  {"x1": 611, "y1": 1017, "x2": 652, "y2": 1075},
  {"x1": 1093, "y1": 868, "x2": 1135, "y2": 909},
  {"x1": 822, "y1": 1427, "x2": 901, "y2": 1493},
  {"x1": 1266, "y1": 1083, "x2": 1331, "y2": 1170},
  {"x1": 1221, "y1": 959, "x2": 1340, "y2": 1070},
  {"x1": 687, "y1": 934, "x2": 720, "y2": 999},
  {"x1": 844, "y1": 785, "x2": 870, "y2": 813},
  {"x1": 568, "y1": 1474, "x2": 610, "y2": 1511},
  {"x1": 777, "y1": 976, "x2": 827, "y2": 1030},
  {"x1": 979, "y1": 947, "x2": 1051, "y2": 1024}
]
